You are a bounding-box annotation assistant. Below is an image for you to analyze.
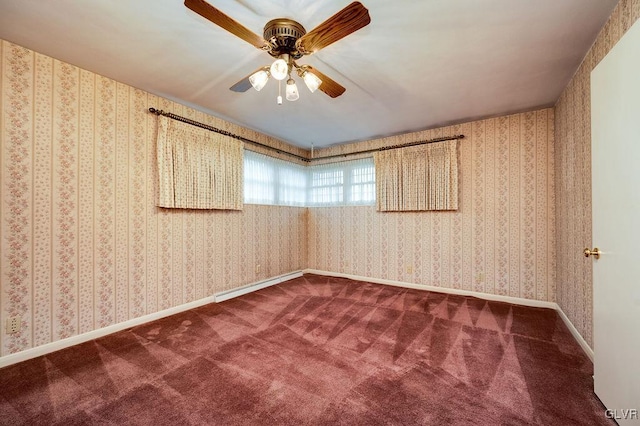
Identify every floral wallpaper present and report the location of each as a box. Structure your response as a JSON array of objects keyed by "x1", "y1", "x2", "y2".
[
  {"x1": 309, "y1": 109, "x2": 556, "y2": 302},
  {"x1": 0, "y1": 40, "x2": 307, "y2": 357},
  {"x1": 2, "y1": 0, "x2": 635, "y2": 358},
  {"x1": 555, "y1": 0, "x2": 640, "y2": 348}
]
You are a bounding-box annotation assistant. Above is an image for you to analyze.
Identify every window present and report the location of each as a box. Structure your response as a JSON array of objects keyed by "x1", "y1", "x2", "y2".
[
  {"x1": 350, "y1": 162, "x2": 376, "y2": 204},
  {"x1": 309, "y1": 168, "x2": 344, "y2": 205},
  {"x1": 308, "y1": 158, "x2": 375, "y2": 206},
  {"x1": 278, "y1": 166, "x2": 308, "y2": 206},
  {"x1": 244, "y1": 152, "x2": 275, "y2": 205},
  {"x1": 243, "y1": 150, "x2": 307, "y2": 206},
  {"x1": 244, "y1": 152, "x2": 375, "y2": 207}
]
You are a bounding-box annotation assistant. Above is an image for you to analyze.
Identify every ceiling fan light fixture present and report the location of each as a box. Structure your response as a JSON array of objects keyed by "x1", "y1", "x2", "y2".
[
  {"x1": 186, "y1": 1, "x2": 370, "y2": 100},
  {"x1": 249, "y1": 69, "x2": 270, "y2": 91},
  {"x1": 286, "y1": 78, "x2": 299, "y2": 101},
  {"x1": 270, "y1": 56, "x2": 289, "y2": 81},
  {"x1": 302, "y1": 71, "x2": 322, "y2": 93}
]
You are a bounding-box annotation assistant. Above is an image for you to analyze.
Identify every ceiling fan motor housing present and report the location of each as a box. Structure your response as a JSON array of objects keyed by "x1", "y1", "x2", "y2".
[{"x1": 264, "y1": 18, "x2": 306, "y2": 59}]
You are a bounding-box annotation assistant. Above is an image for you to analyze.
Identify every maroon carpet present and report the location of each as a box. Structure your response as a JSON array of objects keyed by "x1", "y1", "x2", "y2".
[{"x1": 0, "y1": 274, "x2": 611, "y2": 425}]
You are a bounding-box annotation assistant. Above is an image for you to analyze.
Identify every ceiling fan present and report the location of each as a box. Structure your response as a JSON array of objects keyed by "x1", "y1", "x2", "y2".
[{"x1": 184, "y1": 0, "x2": 371, "y2": 103}]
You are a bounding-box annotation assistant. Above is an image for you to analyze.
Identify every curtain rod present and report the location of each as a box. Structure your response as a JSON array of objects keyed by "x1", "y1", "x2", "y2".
[
  {"x1": 148, "y1": 107, "x2": 310, "y2": 162},
  {"x1": 148, "y1": 107, "x2": 464, "y2": 163},
  {"x1": 310, "y1": 134, "x2": 465, "y2": 161}
]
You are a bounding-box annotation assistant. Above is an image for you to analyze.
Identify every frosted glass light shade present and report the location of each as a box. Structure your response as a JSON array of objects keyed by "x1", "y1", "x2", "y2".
[
  {"x1": 286, "y1": 78, "x2": 299, "y2": 101},
  {"x1": 270, "y1": 59, "x2": 288, "y2": 81},
  {"x1": 249, "y1": 70, "x2": 269, "y2": 91},
  {"x1": 303, "y1": 71, "x2": 322, "y2": 93}
]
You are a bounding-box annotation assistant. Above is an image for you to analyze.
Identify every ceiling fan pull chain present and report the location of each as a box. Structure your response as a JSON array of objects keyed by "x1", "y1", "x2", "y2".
[{"x1": 277, "y1": 80, "x2": 283, "y2": 105}]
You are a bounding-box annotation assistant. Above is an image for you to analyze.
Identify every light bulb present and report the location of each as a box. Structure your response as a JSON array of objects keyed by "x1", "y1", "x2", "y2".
[
  {"x1": 270, "y1": 58, "x2": 288, "y2": 81},
  {"x1": 286, "y1": 78, "x2": 299, "y2": 101},
  {"x1": 249, "y1": 70, "x2": 269, "y2": 91},
  {"x1": 302, "y1": 71, "x2": 322, "y2": 93}
]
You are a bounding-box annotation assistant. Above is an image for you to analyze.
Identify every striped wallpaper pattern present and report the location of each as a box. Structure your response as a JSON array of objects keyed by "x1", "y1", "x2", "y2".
[
  {"x1": 308, "y1": 110, "x2": 556, "y2": 303},
  {"x1": 554, "y1": 0, "x2": 640, "y2": 347},
  {"x1": 0, "y1": 40, "x2": 307, "y2": 357}
]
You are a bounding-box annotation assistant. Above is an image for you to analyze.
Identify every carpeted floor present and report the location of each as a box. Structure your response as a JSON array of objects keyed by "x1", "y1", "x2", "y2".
[{"x1": 0, "y1": 274, "x2": 611, "y2": 425}]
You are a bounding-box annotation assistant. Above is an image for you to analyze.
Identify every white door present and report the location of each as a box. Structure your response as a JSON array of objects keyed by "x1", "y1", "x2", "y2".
[{"x1": 590, "y1": 18, "x2": 640, "y2": 425}]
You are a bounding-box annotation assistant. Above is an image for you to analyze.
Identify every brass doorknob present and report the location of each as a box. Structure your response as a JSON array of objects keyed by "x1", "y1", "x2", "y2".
[{"x1": 584, "y1": 247, "x2": 601, "y2": 259}]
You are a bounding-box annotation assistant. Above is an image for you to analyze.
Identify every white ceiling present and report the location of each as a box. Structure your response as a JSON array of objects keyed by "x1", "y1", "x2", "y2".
[{"x1": 0, "y1": 0, "x2": 617, "y2": 148}]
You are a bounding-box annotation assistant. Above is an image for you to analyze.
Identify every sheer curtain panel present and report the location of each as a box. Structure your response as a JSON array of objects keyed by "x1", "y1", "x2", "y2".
[
  {"x1": 156, "y1": 116, "x2": 244, "y2": 210},
  {"x1": 244, "y1": 150, "x2": 307, "y2": 206},
  {"x1": 374, "y1": 139, "x2": 458, "y2": 211}
]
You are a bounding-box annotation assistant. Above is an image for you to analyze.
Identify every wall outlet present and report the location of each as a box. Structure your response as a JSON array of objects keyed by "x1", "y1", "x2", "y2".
[
  {"x1": 6, "y1": 317, "x2": 21, "y2": 334},
  {"x1": 255, "y1": 264, "x2": 261, "y2": 274},
  {"x1": 405, "y1": 265, "x2": 413, "y2": 274}
]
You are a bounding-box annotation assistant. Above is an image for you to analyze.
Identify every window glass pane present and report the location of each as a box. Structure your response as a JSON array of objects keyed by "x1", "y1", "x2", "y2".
[
  {"x1": 352, "y1": 165, "x2": 374, "y2": 183},
  {"x1": 350, "y1": 164, "x2": 375, "y2": 204},
  {"x1": 308, "y1": 158, "x2": 375, "y2": 206},
  {"x1": 312, "y1": 170, "x2": 344, "y2": 186}
]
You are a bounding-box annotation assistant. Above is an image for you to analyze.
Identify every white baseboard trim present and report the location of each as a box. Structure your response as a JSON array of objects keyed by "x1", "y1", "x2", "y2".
[
  {"x1": 304, "y1": 269, "x2": 557, "y2": 309},
  {"x1": 555, "y1": 305, "x2": 594, "y2": 361},
  {"x1": 305, "y1": 269, "x2": 595, "y2": 360},
  {"x1": 1, "y1": 269, "x2": 593, "y2": 368},
  {"x1": 0, "y1": 271, "x2": 302, "y2": 369},
  {"x1": 214, "y1": 271, "x2": 303, "y2": 302}
]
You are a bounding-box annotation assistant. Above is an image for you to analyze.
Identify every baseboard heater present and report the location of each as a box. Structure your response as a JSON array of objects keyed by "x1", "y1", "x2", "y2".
[{"x1": 214, "y1": 271, "x2": 303, "y2": 302}]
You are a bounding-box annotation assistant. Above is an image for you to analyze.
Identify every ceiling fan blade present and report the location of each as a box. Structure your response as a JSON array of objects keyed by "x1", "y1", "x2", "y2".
[
  {"x1": 296, "y1": 2, "x2": 371, "y2": 55},
  {"x1": 184, "y1": 0, "x2": 268, "y2": 49},
  {"x1": 305, "y1": 66, "x2": 346, "y2": 98},
  {"x1": 229, "y1": 76, "x2": 253, "y2": 93},
  {"x1": 229, "y1": 66, "x2": 268, "y2": 92}
]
